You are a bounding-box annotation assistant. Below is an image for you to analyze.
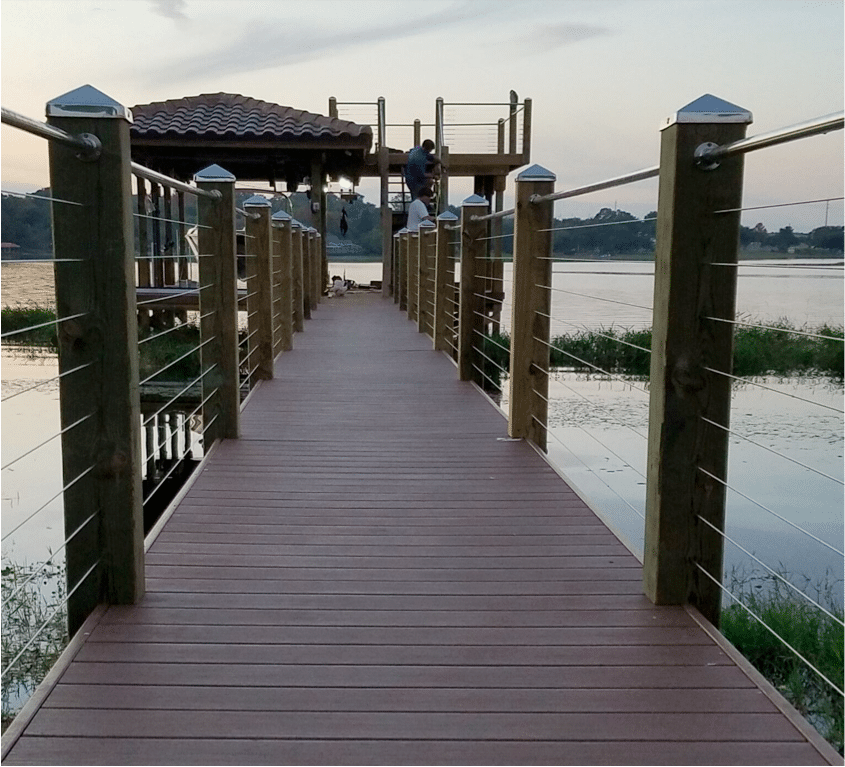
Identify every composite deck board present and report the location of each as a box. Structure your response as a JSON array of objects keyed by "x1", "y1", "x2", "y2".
[{"x1": 4, "y1": 292, "x2": 834, "y2": 765}]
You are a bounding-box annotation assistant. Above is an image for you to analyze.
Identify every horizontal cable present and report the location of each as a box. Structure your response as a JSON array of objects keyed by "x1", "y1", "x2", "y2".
[
  {"x1": 534, "y1": 386, "x2": 646, "y2": 481},
  {"x1": 705, "y1": 316, "x2": 843, "y2": 342},
  {"x1": 538, "y1": 284, "x2": 653, "y2": 313},
  {"x1": 532, "y1": 334, "x2": 650, "y2": 395},
  {"x1": 714, "y1": 195, "x2": 844, "y2": 215},
  {"x1": 702, "y1": 416, "x2": 843, "y2": 486},
  {"x1": 2, "y1": 413, "x2": 94, "y2": 471},
  {"x1": 239, "y1": 291, "x2": 259, "y2": 303},
  {"x1": 475, "y1": 232, "x2": 515, "y2": 242},
  {"x1": 475, "y1": 332, "x2": 510, "y2": 355},
  {"x1": 694, "y1": 562, "x2": 844, "y2": 698},
  {"x1": 0, "y1": 558, "x2": 100, "y2": 682},
  {"x1": 531, "y1": 415, "x2": 646, "y2": 521},
  {"x1": 711, "y1": 262, "x2": 843, "y2": 271},
  {"x1": 1, "y1": 190, "x2": 83, "y2": 207},
  {"x1": 471, "y1": 362, "x2": 503, "y2": 393},
  {"x1": 135, "y1": 285, "x2": 207, "y2": 308},
  {"x1": 1, "y1": 362, "x2": 92, "y2": 403},
  {"x1": 703, "y1": 367, "x2": 844, "y2": 414},
  {"x1": 549, "y1": 371, "x2": 649, "y2": 442},
  {"x1": 134, "y1": 254, "x2": 196, "y2": 261},
  {"x1": 131, "y1": 163, "x2": 219, "y2": 200},
  {"x1": 141, "y1": 365, "x2": 216, "y2": 427},
  {"x1": 697, "y1": 514, "x2": 844, "y2": 628},
  {"x1": 470, "y1": 340, "x2": 509, "y2": 378},
  {"x1": 538, "y1": 217, "x2": 653, "y2": 234},
  {"x1": 0, "y1": 311, "x2": 88, "y2": 340},
  {"x1": 139, "y1": 337, "x2": 213, "y2": 386},
  {"x1": 239, "y1": 329, "x2": 259, "y2": 348},
  {"x1": 3, "y1": 510, "x2": 99, "y2": 605},
  {"x1": 1, "y1": 463, "x2": 95, "y2": 542},
  {"x1": 134, "y1": 213, "x2": 206, "y2": 228},
  {"x1": 473, "y1": 292, "x2": 504, "y2": 305},
  {"x1": 0, "y1": 257, "x2": 84, "y2": 263},
  {"x1": 138, "y1": 322, "x2": 196, "y2": 346},
  {"x1": 698, "y1": 467, "x2": 844, "y2": 557},
  {"x1": 531, "y1": 166, "x2": 660, "y2": 205}
]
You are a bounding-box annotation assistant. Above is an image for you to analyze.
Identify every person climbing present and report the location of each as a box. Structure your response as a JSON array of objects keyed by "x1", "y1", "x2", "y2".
[
  {"x1": 340, "y1": 208, "x2": 349, "y2": 237},
  {"x1": 404, "y1": 139, "x2": 445, "y2": 202}
]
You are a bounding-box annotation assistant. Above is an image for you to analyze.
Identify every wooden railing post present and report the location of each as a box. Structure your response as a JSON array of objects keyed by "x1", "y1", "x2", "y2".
[
  {"x1": 393, "y1": 232, "x2": 401, "y2": 304},
  {"x1": 433, "y1": 211, "x2": 458, "y2": 352},
  {"x1": 291, "y1": 220, "x2": 305, "y2": 332},
  {"x1": 643, "y1": 96, "x2": 752, "y2": 627},
  {"x1": 458, "y1": 194, "x2": 489, "y2": 382},
  {"x1": 301, "y1": 226, "x2": 312, "y2": 320},
  {"x1": 407, "y1": 231, "x2": 419, "y2": 323},
  {"x1": 46, "y1": 85, "x2": 144, "y2": 633},
  {"x1": 243, "y1": 195, "x2": 274, "y2": 381},
  {"x1": 271, "y1": 210, "x2": 294, "y2": 353},
  {"x1": 397, "y1": 230, "x2": 409, "y2": 312},
  {"x1": 508, "y1": 165, "x2": 555, "y2": 450},
  {"x1": 312, "y1": 230, "x2": 323, "y2": 307},
  {"x1": 195, "y1": 163, "x2": 240, "y2": 443},
  {"x1": 418, "y1": 220, "x2": 436, "y2": 334}
]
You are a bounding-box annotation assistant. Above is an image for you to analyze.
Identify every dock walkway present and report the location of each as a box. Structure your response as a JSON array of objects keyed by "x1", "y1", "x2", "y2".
[{"x1": 4, "y1": 292, "x2": 836, "y2": 765}]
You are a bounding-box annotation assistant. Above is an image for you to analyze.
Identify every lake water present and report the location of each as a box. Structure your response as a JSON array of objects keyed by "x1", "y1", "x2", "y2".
[{"x1": 2, "y1": 258, "x2": 843, "y2": 602}]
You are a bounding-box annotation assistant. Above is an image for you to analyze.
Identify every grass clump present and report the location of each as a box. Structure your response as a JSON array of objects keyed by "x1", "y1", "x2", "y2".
[
  {"x1": 0, "y1": 304, "x2": 59, "y2": 348},
  {"x1": 1, "y1": 560, "x2": 69, "y2": 733},
  {"x1": 473, "y1": 319, "x2": 843, "y2": 381},
  {"x1": 721, "y1": 568, "x2": 844, "y2": 754}
]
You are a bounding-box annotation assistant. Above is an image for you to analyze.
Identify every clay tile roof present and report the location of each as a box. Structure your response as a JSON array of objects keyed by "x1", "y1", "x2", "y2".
[{"x1": 130, "y1": 93, "x2": 372, "y2": 147}]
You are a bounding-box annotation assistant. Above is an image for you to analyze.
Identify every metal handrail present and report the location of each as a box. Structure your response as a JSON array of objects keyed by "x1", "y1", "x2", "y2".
[
  {"x1": 1, "y1": 106, "x2": 100, "y2": 158},
  {"x1": 131, "y1": 163, "x2": 220, "y2": 200},
  {"x1": 530, "y1": 166, "x2": 660, "y2": 206},
  {"x1": 696, "y1": 111, "x2": 844, "y2": 165}
]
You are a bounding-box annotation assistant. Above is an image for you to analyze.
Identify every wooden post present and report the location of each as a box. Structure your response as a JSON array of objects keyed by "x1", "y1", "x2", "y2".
[
  {"x1": 397, "y1": 230, "x2": 409, "y2": 311},
  {"x1": 163, "y1": 185, "x2": 175, "y2": 286},
  {"x1": 522, "y1": 98, "x2": 532, "y2": 163},
  {"x1": 150, "y1": 183, "x2": 164, "y2": 287},
  {"x1": 243, "y1": 195, "x2": 274, "y2": 381},
  {"x1": 643, "y1": 97, "x2": 752, "y2": 628},
  {"x1": 311, "y1": 230, "x2": 322, "y2": 308},
  {"x1": 328, "y1": 97, "x2": 338, "y2": 119},
  {"x1": 291, "y1": 221, "x2": 305, "y2": 332},
  {"x1": 413, "y1": 119, "x2": 421, "y2": 148},
  {"x1": 509, "y1": 165, "x2": 555, "y2": 451},
  {"x1": 380, "y1": 143, "x2": 392, "y2": 297},
  {"x1": 458, "y1": 195, "x2": 489, "y2": 382},
  {"x1": 407, "y1": 231, "x2": 419, "y2": 322},
  {"x1": 434, "y1": 211, "x2": 458, "y2": 353},
  {"x1": 195, "y1": 163, "x2": 240, "y2": 443},
  {"x1": 46, "y1": 85, "x2": 144, "y2": 634},
  {"x1": 301, "y1": 226, "x2": 312, "y2": 320},
  {"x1": 508, "y1": 92, "x2": 518, "y2": 155},
  {"x1": 438, "y1": 145, "x2": 449, "y2": 216},
  {"x1": 393, "y1": 232, "x2": 401, "y2": 304},
  {"x1": 418, "y1": 221, "x2": 436, "y2": 334},
  {"x1": 272, "y1": 210, "x2": 294, "y2": 353}
]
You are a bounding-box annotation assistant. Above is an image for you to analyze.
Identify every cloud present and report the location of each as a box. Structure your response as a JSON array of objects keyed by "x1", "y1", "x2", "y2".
[
  {"x1": 151, "y1": 0, "x2": 189, "y2": 22},
  {"x1": 518, "y1": 21, "x2": 612, "y2": 53},
  {"x1": 144, "y1": 0, "x2": 507, "y2": 85}
]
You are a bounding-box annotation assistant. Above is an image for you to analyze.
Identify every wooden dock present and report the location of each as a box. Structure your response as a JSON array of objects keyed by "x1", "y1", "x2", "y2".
[{"x1": 3, "y1": 292, "x2": 838, "y2": 765}]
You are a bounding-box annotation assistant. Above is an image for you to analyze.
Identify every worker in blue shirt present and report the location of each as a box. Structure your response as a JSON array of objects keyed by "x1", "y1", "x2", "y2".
[{"x1": 404, "y1": 140, "x2": 445, "y2": 201}]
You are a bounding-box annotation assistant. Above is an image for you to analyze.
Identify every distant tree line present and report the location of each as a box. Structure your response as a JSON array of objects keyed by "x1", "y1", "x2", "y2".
[{"x1": 3, "y1": 189, "x2": 842, "y2": 258}]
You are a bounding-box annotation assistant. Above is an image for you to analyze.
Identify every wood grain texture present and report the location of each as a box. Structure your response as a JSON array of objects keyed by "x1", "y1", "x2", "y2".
[{"x1": 5, "y1": 293, "x2": 832, "y2": 766}]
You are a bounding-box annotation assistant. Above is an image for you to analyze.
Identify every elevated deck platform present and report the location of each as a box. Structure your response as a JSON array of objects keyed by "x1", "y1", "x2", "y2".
[{"x1": 3, "y1": 293, "x2": 837, "y2": 765}]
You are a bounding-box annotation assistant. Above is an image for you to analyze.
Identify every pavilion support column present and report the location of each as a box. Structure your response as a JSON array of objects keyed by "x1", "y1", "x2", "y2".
[{"x1": 310, "y1": 156, "x2": 327, "y2": 300}]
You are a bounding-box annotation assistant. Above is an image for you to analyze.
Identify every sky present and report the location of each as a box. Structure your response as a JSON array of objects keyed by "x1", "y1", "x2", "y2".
[{"x1": 1, "y1": 0, "x2": 843, "y2": 232}]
